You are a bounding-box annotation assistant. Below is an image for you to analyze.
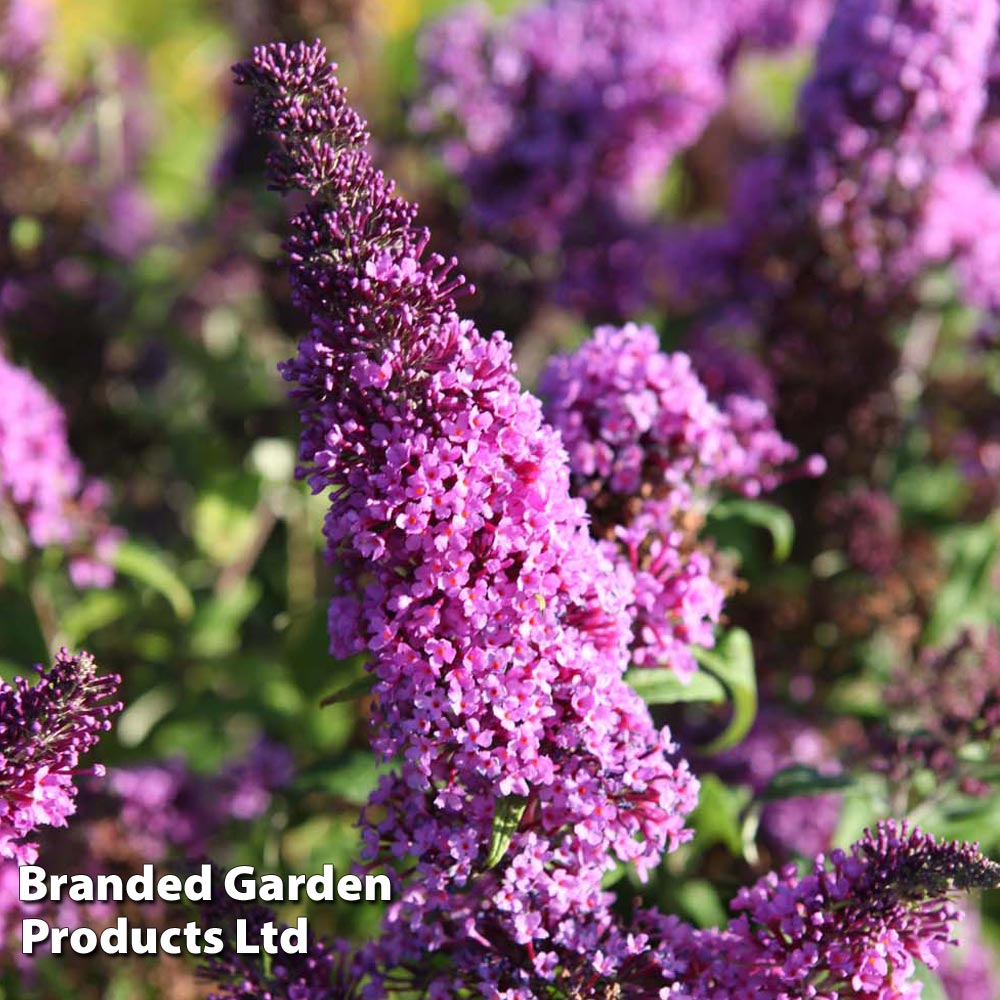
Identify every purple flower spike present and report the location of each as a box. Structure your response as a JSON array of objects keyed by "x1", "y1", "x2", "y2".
[
  {"x1": 236, "y1": 41, "x2": 699, "y2": 995},
  {"x1": 0, "y1": 650, "x2": 121, "y2": 864},
  {"x1": 235, "y1": 35, "x2": 1000, "y2": 1000},
  {"x1": 637, "y1": 821, "x2": 1000, "y2": 998}
]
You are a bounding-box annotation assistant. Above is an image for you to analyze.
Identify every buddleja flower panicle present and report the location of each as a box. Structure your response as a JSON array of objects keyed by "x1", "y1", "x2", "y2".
[
  {"x1": 623, "y1": 821, "x2": 1000, "y2": 999},
  {"x1": 0, "y1": 649, "x2": 121, "y2": 864},
  {"x1": 235, "y1": 41, "x2": 699, "y2": 996},
  {"x1": 540, "y1": 322, "x2": 817, "y2": 679}
]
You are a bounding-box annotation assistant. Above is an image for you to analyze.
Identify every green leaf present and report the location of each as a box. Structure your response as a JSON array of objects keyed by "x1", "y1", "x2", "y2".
[
  {"x1": 893, "y1": 463, "x2": 964, "y2": 520},
  {"x1": 911, "y1": 963, "x2": 948, "y2": 1000},
  {"x1": 671, "y1": 877, "x2": 730, "y2": 929},
  {"x1": 189, "y1": 579, "x2": 261, "y2": 657},
  {"x1": 59, "y1": 591, "x2": 128, "y2": 646},
  {"x1": 624, "y1": 667, "x2": 726, "y2": 706},
  {"x1": 759, "y1": 764, "x2": 854, "y2": 802},
  {"x1": 690, "y1": 774, "x2": 748, "y2": 857},
  {"x1": 192, "y1": 474, "x2": 260, "y2": 568},
  {"x1": 600, "y1": 860, "x2": 629, "y2": 890},
  {"x1": 484, "y1": 795, "x2": 528, "y2": 870},
  {"x1": 10, "y1": 215, "x2": 43, "y2": 254},
  {"x1": 320, "y1": 673, "x2": 377, "y2": 707},
  {"x1": 295, "y1": 752, "x2": 390, "y2": 805},
  {"x1": 923, "y1": 519, "x2": 1000, "y2": 644},
  {"x1": 696, "y1": 628, "x2": 758, "y2": 753},
  {"x1": 114, "y1": 540, "x2": 194, "y2": 620},
  {"x1": 832, "y1": 774, "x2": 889, "y2": 846},
  {"x1": 117, "y1": 686, "x2": 176, "y2": 748},
  {"x1": 710, "y1": 499, "x2": 795, "y2": 562}
]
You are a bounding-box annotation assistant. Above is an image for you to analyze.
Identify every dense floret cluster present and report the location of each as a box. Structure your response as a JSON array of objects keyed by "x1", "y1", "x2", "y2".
[
  {"x1": 539, "y1": 322, "x2": 816, "y2": 677},
  {"x1": 540, "y1": 323, "x2": 808, "y2": 503},
  {"x1": 236, "y1": 40, "x2": 700, "y2": 993},
  {"x1": 648, "y1": 822, "x2": 1000, "y2": 999},
  {"x1": 0, "y1": 650, "x2": 120, "y2": 864}
]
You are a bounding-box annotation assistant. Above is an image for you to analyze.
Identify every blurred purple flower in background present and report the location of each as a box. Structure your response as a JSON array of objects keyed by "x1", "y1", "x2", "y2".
[
  {"x1": 413, "y1": 0, "x2": 835, "y2": 320},
  {"x1": 713, "y1": 709, "x2": 843, "y2": 860},
  {"x1": 107, "y1": 739, "x2": 292, "y2": 861},
  {"x1": 668, "y1": 0, "x2": 1000, "y2": 471},
  {"x1": 0, "y1": 353, "x2": 122, "y2": 586},
  {"x1": 939, "y1": 905, "x2": 1000, "y2": 1000}
]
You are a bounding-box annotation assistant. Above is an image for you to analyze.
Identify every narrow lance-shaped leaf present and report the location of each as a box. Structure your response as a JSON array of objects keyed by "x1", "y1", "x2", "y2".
[
  {"x1": 709, "y1": 498, "x2": 795, "y2": 563},
  {"x1": 696, "y1": 627, "x2": 758, "y2": 752},
  {"x1": 114, "y1": 540, "x2": 195, "y2": 621},
  {"x1": 484, "y1": 795, "x2": 528, "y2": 870},
  {"x1": 625, "y1": 667, "x2": 726, "y2": 706},
  {"x1": 759, "y1": 764, "x2": 854, "y2": 801}
]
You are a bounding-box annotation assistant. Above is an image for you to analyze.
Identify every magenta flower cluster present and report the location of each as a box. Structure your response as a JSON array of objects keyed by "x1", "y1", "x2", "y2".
[
  {"x1": 540, "y1": 323, "x2": 810, "y2": 501},
  {"x1": 412, "y1": 0, "x2": 748, "y2": 316},
  {"x1": 644, "y1": 822, "x2": 1000, "y2": 999},
  {"x1": 539, "y1": 322, "x2": 815, "y2": 678},
  {"x1": 727, "y1": 0, "x2": 832, "y2": 54},
  {"x1": 0, "y1": 649, "x2": 121, "y2": 865},
  {"x1": 0, "y1": 353, "x2": 121, "y2": 587},
  {"x1": 236, "y1": 39, "x2": 699, "y2": 994}
]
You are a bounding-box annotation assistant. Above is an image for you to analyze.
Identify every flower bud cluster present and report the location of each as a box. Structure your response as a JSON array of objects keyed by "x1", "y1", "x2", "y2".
[
  {"x1": 0, "y1": 650, "x2": 121, "y2": 865},
  {"x1": 638, "y1": 821, "x2": 1000, "y2": 998}
]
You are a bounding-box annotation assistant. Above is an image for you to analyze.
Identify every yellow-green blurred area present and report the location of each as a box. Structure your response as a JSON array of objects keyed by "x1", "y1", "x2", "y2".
[{"x1": 46, "y1": 0, "x2": 527, "y2": 219}]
